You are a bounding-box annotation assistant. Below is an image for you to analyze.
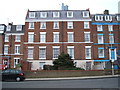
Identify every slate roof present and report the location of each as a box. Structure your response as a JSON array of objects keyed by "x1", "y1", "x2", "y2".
[
  {"x1": 5, "y1": 24, "x2": 25, "y2": 34},
  {"x1": 26, "y1": 10, "x2": 91, "y2": 20}
]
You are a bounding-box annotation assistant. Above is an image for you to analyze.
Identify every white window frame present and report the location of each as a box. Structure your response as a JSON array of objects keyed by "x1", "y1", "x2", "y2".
[
  {"x1": 53, "y1": 32, "x2": 59, "y2": 43},
  {"x1": 67, "y1": 46, "x2": 74, "y2": 59},
  {"x1": 16, "y1": 25, "x2": 22, "y2": 31},
  {"x1": 15, "y1": 45, "x2": 20, "y2": 54},
  {"x1": 85, "y1": 46, "x2": 91, "y2": 59},
  {"x1": 6, "y1": 25, "x2": 11, "y2": 31},
  {"x1": 39, "y1": 46, "x2": 46, "y2": 59},
  {"x1": 68, "y1": 32, "x2": 74, "y2": 43},
  {"x1": 108, "y1": 25, "x2": 113, "y2": 31},
  {"x1": 67, "y1": 11, "x2": 73, "y2": 18},
  {"x1": 28, "y1": 32, "x2": 34, "y2": 43},
  {"x1": 40, "y1": 32, "x2": 46, "y2": 43},
  {"x1": 29, "y1": 12, "x2": 35, "y2": 18},
  {"x1": 98, "y1": 48, "x2": 105, "y2": 58},
  {"x1": 28, "y1": 22, "x2": 34, "y2": 29},
  {"x1": 95, "y1": 16, "x2": 103, "y2": 21},
  {"x1": 27, "y1": 47, "x2": 34, "y2": 59},
  {"x1": 83, "y1": 11, "x2": 89, "y2": 18},
  {"x1": 5, "y1": 35, "x2": 9, "y2": 42},
  {"x1": 97, "y1": 34, "x2": 104, "y2": 44},
  {"x1": 105, "y1": 15, "x2": 112, "y2": 21},
  {"x1": 14, "y1": 58, "x2": 20, "y2": 68},
  {"x1": 4, "y1": 45, "x2": 9, "y2": 55},
  {"x1": 53, "y1": 12, "x2": 60, "y2": 18},
  {"x1": 15, "y1": 35, "x2": 21, "y2": 42},
  {"x1": 40, "y1": 22, "x2": 46, "y2": 29},
  {"x1": 53, "y1": 22, "x2": 59, "y2": 29},
  {"x1": 84, "y1": 32, "x2": 90, "y2": 43},
  {"x1": 84, "y1": 22, "x2": 90, "y2": 29},
  {"x1": 40, "y1": 12, "x2": 47, "y2": 18},
  {"x1": 109, "y1": 34, "x2": 114, "y2": 44},
  {"x1": 53, "y1": 46, "x2": 60, "y2": 59},
  {"x1": 97, "y1": 25, "x2": 103, "y2": 31},
  {"x1": 67, "y1": 22, "x2": 73, "y2": 29}
]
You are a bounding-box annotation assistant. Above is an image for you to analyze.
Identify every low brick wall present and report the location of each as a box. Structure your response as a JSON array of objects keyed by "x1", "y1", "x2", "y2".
[{"x1": 24, "y1": 70, "x2": 119, "y2": 78}]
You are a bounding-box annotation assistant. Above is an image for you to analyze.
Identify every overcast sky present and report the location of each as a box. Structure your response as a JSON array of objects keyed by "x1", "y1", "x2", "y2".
[{"x1": 0, "y1": 0, "x2": 119, "y2": 25}]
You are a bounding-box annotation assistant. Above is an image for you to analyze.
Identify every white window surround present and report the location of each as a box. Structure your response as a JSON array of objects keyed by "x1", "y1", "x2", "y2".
[
  {"x1": 53, "y1": 46, "x2": 60, "y2": 59},
  {"x1": 28, "y1": 32, "x2": 34, "y2": 43},
  {"x1": 28, "y1": 32, "x2": 34, "y2": 34},
  {"x1": 97, "y1": 25, "x2": 103, "y2": 31},
  {"x1": 53, "y1": 12, "x2": 60, "y2": 18},
  {"x1": 14, "y1": 45, "x2": 20, "y2": 54},
  {"x1": 40, "y1": 32, "x2": 46, "y2": 43},
  {"x1": 40, "y1": 22, "x2": 46, "y2": 29},
  {"x1": 83, "y1": 11, "x2": 89, "y2": 17},
  {"x1": 39, "y1": 47, "x2": 46, "y2": 59},
  {"x1": 15, "y1": 35, "x2": 21, "y2": 42},
  {"x1": 84, "y1": 32, "x2": 90, "y2": 43},
  {"x1": 67, "y1": 11, "x2": 73, "y2": 18},
  {"x1": 16, "y1": 25, "x2": 22, "y2": 31},
  {"x1": 5, "y1": 35, "x2": 9, "y2": 42},
  {"x1": 27, "y1": 47, "x2": 34, "y2": 59},
  {"x1": 95, "y1": 16, "x2": 103, "y2": 21},
  {"x1": 53, "y1": 46, "x2": 60, "y2": 48},
  {"x1": 6, "y1": 25, "x2": 11, "y2": 31},
  {"x1": 53, "y1": 22, "x2": 59, "y2": 29},
  {"x1": 40, "y1": 12, "x2": 47, "y2": 18},
  {"x1": 84, "y1": 22, "x2": 90, "y2": 29},
  {"x1": 53, "y1": 32, "x2": 59, "y2": 43},
  {"x1": 28, "y1": 46, "x2": 34, "y2": 48},
  {"x1": 67, "y1": 46, "x2": 74, "y2": 59},
  {"x1": 98, "y1": 48, "x2": 105, "y2": 58},
  {"x1": 4, "y1": 45, "x2": 9, "y2": 55},
  {"x1": 67, "y1": 32, "x2": 74, "y2": 43},
  {"x1": 28, "y1": 22, "x2": 34, "y2": 29},
  {"x1": 97, "y1": 34, "x2": 104, "y2": 44},
  {"x1": 67, "y1": 22, "x2": 73, "y2": 29},
  {"x1": 29, "y1": 12, "x2": 35, "y2": 18},
  {"x1": 14, "y1": 58, "x2": 20, "y2": 68},
  {"x1": 105, "y1": 15, "x2": 112, "y2": 21},
  {"x1": 108, "y1": 25, "x2": 113, "y2": 31},
  {"x1": 109, "y1": 34, "x2": 114, "y2": 44},
  {"x1": 85, "y1": 46, "x2": 91, "y2": 59}
]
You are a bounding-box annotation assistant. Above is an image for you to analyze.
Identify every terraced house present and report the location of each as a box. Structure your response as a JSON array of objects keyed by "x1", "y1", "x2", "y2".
[{"x1": 1, "y1": 8, "x2": 120, "y2": 71}]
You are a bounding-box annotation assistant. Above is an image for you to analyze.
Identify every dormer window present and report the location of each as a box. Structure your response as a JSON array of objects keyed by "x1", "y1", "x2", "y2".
[
  {"x1": 16, "y1": 25, "x2": 22, "y2": 31},
  {"x1": 67, "y1": 11, "x2": 73, "y2": 18},
  {"x1": 83, "y1": 11, "x2": 89, "y2": 18},
  {"x1": 53, "y1": 12, "x2": 60, "y2": 18},
  {"x1": 29, "y1": 12, "x2": 35, "y2": 18},
  {"x1": 40, "y1": 12, "x2": 47, "y2": 18},
  {"x1": 95, "y1": 15, "x2": 103, "y2": 21},
  {"x1": 105, "y1": 15, "x2": 112, "y2": 21},
  {"x1": 117, "y1": 15, "x2": 120, "y2": 21},
  {"x1": 6, "y1": 25, "x2": 11, "y2": 31},
  {"x1": 0, "y1": 25, "x2": 4, "y2": 30}
]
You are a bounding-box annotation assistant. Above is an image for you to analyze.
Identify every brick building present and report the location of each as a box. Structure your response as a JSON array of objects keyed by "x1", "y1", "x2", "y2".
[
  {"x1": 0, "y1": 8, "x2": 120, "y2": 70},
  {"x1": 3, "y1": 23, "x2": 25, "y2": 69},
  {"x1": 92, "y1": 10, "x2": 120, "y2": 69}
]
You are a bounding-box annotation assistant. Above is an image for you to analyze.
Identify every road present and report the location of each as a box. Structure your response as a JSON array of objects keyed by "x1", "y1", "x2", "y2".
[{"x1": 2, "y1": 77, "x2": 119, "y2": 88}]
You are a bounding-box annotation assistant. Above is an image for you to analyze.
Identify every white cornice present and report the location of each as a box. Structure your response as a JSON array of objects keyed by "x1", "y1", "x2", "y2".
[{"x1": 25, "y1": 19, "x2": 92, "y2": 22}]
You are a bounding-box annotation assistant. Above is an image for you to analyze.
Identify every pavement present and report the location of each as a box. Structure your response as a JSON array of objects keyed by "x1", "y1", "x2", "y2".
[{"x1": 26, "y1": 75, "x2": 119, "y2": 81}]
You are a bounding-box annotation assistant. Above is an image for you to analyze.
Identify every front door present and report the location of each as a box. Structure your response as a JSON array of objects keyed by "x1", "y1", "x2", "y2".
[{"x1": 109, "y1": 48, "x2": 117, "y2": 62}]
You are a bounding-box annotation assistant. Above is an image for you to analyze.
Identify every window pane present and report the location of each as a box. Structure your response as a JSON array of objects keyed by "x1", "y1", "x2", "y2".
[
  {"x1": 39, "y1": 48, "x2": 46, "y2": 59},
  {"x1": 53, "y1": 48, "x2": 59, "y2": 59},
  {"x1": 28, "y1": 48, "x2": 33, "y2": 59}
]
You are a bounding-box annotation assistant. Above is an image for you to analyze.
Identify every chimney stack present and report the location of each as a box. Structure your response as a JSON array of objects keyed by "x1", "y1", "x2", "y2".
[{"x1": 104, "y1": 10, "x2": 109, "y2": 15}]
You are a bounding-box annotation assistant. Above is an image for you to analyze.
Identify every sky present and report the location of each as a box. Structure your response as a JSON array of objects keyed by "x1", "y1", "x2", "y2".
[{"x1": 0, "y1": 0, "x2": 120, "y2": 25}]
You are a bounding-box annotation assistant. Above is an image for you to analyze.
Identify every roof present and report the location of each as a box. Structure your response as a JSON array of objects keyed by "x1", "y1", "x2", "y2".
[
  {"x1": 5, "y1": 25, "x2": 25, "y2": 34},
  {"x1": 26, "y1": 10, "x2": 91, "y2": 21}
]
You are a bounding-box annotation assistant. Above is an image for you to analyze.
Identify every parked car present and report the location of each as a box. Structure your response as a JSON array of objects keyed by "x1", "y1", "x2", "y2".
[{"x1": 1, "y1": 69, "x2": 25, "y2": 81}]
